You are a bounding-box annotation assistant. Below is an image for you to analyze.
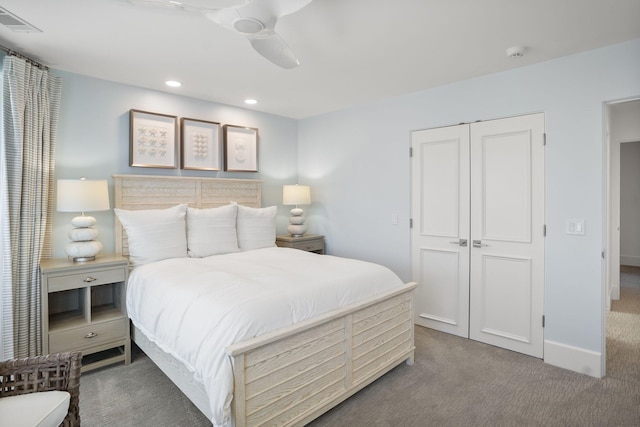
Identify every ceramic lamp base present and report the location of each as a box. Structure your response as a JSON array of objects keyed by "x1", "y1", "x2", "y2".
[
  {"x1": 65, "y1": 240, "x2": 103, "y2": 262},
  {"x1": 66, "y1": 215, "x2": 102, "y2": 262},
  {"x1": 287, "y1": 224, "x2": 308, "y2": 237},
  {"x1": 288, "y1": 207, "x2": 307, "y2": 237}
]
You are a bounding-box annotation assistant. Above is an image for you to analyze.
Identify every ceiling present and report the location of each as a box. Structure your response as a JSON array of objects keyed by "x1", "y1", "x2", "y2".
[{"x1": 0, "y1": 0, "x2": 639, "y2": 119}]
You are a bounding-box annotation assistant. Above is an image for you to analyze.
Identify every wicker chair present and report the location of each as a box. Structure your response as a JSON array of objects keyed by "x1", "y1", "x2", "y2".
[{"x1": 0, "y1": 351, "x2": 81, "y2": 426}]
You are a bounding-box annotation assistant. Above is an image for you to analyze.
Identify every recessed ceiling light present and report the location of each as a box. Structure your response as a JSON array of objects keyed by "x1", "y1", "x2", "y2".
[
  {"x1": 165, "y1": 80, "x2": 182, "y2": 87},
  {"x1": 244, "y1": 99, "x2": 258, "y2": 105}
]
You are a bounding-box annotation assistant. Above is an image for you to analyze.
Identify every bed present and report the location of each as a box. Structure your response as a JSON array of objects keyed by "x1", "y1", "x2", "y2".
[{"x1": 113, "y1": 174, "x2": 416, "y2": 427}]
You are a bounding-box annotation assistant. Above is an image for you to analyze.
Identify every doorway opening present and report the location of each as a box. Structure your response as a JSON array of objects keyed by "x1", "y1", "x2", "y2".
[{"x1": 603, "y1": 98, "x2": 640, "y2": 377}]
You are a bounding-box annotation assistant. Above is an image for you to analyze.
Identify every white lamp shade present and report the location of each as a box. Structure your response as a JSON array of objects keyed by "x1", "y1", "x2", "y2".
[
  {"x1": 283, "y1": 185, "x2": 311, "y2": 206},
  {"x1": 57, "y1": 179, "x2": 110, "y2": 212}
]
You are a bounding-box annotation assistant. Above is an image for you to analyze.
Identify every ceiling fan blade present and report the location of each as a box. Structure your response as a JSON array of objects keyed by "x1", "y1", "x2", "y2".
[
  {"x1": 249, "y1": 33, "x2": 300, "y2": 69},
  {"x1": 125, "y1": 0, "x2": 241, "y2": 13},
  {"x1": 270, "y1": 0, "x2": 312, "y2": 17},
  {"x1": 206, "y1": 0, "x2": 311, "y2": 68},
  {"x1": 207, "y1": 1, "x2": 277, "y2": 31},
  {"x1": 206, "y1": 6, "x2": 243, "y2": 31},
  {"x1": 126, "y1": 0, "x2": 180, "y2": 9}
]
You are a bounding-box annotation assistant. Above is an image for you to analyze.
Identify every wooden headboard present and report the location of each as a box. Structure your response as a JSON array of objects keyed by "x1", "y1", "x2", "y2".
[{"x1": 113, "y1": 174, "x2": 262, "y2": 257}]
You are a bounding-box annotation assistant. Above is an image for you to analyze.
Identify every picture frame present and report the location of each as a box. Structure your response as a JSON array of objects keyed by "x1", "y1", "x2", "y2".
[
  {"x1": 180, "y1": 118, "x2": 220, "y2": 171},
  {"x1": 129, "y1": 109, "x2": 178, "y2": 168},
  {"x1": 223, "y1": 125, "x2": 258, "y2": 172}
]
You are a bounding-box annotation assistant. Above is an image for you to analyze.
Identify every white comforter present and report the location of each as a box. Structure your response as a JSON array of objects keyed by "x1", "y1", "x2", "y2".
[{"x1": 126, "y1": 247, "x2": 404, "y2": 426}]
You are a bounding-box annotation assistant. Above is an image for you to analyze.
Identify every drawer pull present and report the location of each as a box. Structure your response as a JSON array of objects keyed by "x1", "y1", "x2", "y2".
[
  {"x1": 83, "y1": 277, "x2": 97, "y2": 283},
  {"x1": 85, "y1": 332, "x2": 97, "y2": 339}
]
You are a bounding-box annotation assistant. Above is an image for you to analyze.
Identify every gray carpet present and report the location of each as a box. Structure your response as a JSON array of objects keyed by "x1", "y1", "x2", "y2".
[{"x1": 80, "y1": 272, "x2": 640, "y2": 426}]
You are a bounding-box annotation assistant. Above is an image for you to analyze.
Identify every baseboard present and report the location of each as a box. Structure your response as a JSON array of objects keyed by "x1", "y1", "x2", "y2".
[
  {"x1": 544, "y1": 340, "x2": 602, "y2": 378},
  {"x1": 620, "y1": 255, "x2": 640, "y2": 267},
  {"x1": 611, "y1": 283, "x2": 620, "y2": 300}
]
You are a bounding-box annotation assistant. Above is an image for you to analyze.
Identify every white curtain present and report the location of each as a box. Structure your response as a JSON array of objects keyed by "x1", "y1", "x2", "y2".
[
  {"x1": 0, "y1": 54, "x2": 62, "y2": 359},
  {"x1": 0, "y1": 51, "x2": 8, "y2": 360}
]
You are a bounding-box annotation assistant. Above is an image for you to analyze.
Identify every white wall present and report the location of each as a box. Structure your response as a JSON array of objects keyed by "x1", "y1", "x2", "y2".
[
  {"x1": 298, "y1": 39, "x2": 640, "y2": 374},
  {"x1": 620, "y1": 142, "x2": 640, "y2": 266},
  {"x1": 51, "y1": 71, "x2": 299, "y2": 259}
]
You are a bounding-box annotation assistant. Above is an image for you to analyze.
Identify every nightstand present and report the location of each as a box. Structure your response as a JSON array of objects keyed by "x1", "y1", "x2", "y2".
[
  {"x1": 40, "y1": 255, "x2": 130, "y2": 372},
  {"x1": 276, "y1": 234, "x2": 325, "y2": 254}
]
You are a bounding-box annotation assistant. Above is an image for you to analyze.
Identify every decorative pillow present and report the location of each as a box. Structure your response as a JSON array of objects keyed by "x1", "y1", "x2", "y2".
[
  {"x1": 114, "y1": 204, "x2": 188, "y2": 267},
  {"x1": 187, "y1": 204, "x2": 239, "y2": 257},
  {"x1": 236, "y1": 204, "x2": 277, "y2": 251}
]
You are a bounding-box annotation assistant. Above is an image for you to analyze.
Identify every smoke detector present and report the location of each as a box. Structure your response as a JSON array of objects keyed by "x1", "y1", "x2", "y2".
[{"x1": 506, "y1": 46, "x2": 526, "y2": 58}]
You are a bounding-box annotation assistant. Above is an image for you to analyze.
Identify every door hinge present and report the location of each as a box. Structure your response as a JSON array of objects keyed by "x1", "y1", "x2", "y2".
[
  {"x1": 409, "y1": 146, "x2": 413, "y2": 157},
  {"x1": 601, "y1": 250, "x2": 606, "y2": 259},
  {"x1": 542, "y1": 315, "x2": 545, "y2": 328},
  {"x1": 410, "y1": 218, "x2": 413, "y2": 228},
  {"x1": 543, "y1": 133, "x2": 547, "y2": 146},
  {"x1": 543, "y1": 224, "x2": 546, "y2": 236}
]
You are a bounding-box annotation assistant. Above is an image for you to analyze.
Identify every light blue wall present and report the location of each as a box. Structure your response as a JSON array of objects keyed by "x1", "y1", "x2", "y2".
[
  {"x1": 52, "y1": 71, "x2": 299, "y2": 259},
  {"x1": 298, "y1": 39, "x2": 640, "y2": 354},
  {"x1": 50, "y1": 39, "x2": 640, "y2": 358}
]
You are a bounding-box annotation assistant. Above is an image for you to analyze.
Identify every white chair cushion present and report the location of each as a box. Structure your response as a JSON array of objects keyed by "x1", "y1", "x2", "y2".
[{"x1": 0, "y1": 390, "x2": 70, "y2": 427}]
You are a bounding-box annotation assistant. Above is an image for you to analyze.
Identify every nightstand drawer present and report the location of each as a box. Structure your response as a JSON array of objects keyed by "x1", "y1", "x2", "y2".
[
  {"x1": 276, "y1": 234, "x2": 325, "y2": 254},
  {"x1": 48, "y1": 268, "x2": 126, "y2": 293},
  {"x1": 295, "y1": 240, "x2": 324, "y2": 252},
  {"x1": 49, "y1": 318, "x2": 128, "y2": 353}
]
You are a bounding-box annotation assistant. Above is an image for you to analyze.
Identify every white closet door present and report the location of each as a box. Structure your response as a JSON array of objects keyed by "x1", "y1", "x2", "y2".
[
  {"x1": 411, "y1": 113, "x2": 545, "y2": 358},
  {"x1": 469, "y1": 113, "x2": 545, "y2": 358},
  {"x1": 411, "y1": 125, "x2": 470, "y2": 338}
]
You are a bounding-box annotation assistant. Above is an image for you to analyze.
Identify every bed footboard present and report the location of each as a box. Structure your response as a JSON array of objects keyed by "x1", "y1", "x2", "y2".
[{"x1": 227, "y1": 282, "x2": 417, "y2": 427}]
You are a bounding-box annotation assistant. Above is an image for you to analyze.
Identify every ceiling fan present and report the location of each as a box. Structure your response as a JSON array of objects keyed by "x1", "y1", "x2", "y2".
[{"x1": 126, "y1": 0, "x2": 312, "y2": 69}]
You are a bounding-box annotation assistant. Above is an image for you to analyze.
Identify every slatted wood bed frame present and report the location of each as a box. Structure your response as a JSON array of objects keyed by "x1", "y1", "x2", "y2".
[{"x1": 113, "y1": 174, "x2": 416, "y2": 427}]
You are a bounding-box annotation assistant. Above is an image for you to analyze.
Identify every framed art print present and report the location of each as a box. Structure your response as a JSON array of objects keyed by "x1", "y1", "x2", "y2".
[
  {"x1": 130, "y1": 109, "x2": 178, "y2": 168},
  {"x1": 181, "y1": 118, "x2": 220, "y2": 170},
  {"x1": 223, "y1": 125, "x2": 258, "y2": 172}
]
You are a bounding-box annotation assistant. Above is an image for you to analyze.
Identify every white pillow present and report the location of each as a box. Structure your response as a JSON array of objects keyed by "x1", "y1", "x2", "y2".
[
  {"x1": 114, "y1": 204, "x2": 188, "y2": 267},
  {"x1": 236, "y1": 204, "x2": 277, "y2": 251},
  {"x1": 187, "y1": 204, "x2": 239, "y2": 257}
]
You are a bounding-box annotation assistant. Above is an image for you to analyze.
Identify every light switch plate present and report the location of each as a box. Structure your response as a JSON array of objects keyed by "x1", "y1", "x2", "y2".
[{"x1": 566, "y1": 219, "x2": 586, "y2": 235}]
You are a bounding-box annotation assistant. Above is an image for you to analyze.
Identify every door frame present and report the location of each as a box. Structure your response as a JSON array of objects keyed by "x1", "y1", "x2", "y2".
[{"x1": 601, "y1": 96, "x2": 640, "y2": 376}]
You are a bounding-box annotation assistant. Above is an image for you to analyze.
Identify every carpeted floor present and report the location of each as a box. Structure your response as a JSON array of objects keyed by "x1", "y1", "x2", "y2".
[
  {"x1": 606, "y1": 266, "x2": 640, "y2": 384},
  {"x1": 80, "y1": 270, "x2": 640, "y2": 426}
]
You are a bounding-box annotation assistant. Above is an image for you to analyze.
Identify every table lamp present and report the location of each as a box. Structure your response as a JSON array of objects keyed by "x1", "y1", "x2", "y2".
[
  {"x1": 283, "y1": 184, "x2": 311, "y2": 237},
  {"x1": 57, "y1": 178, "x2": 110, "y2": 262}
]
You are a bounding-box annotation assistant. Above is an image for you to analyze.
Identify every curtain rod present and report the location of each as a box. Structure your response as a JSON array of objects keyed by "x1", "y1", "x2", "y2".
[{"x1": 0, "y1": 43, "x2": 48, "y2": 70}]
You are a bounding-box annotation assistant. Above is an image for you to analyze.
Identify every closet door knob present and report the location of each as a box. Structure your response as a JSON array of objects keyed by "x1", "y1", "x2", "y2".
[
  {"x1": 472, "y1": 240, "x2": 488, "y2": 248},
  {"x1": 449, "y1": 239, "x2": 468, "y2": 247}
]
